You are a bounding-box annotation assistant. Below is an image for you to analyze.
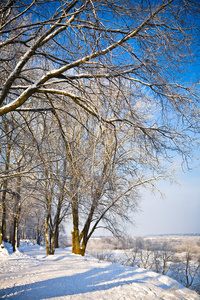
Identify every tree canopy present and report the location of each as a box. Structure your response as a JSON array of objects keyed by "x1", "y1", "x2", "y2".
[{"x1": 0, "y1": 0, "x2": 200, "y2": 255}]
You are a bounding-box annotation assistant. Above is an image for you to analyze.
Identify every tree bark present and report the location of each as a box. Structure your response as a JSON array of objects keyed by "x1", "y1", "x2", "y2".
[
  {"x1": 54, "y1": 224, "x2": 59, "y2": 249},
  {"x1": 1, "y1": 189, "x2": 7, "y2": 243},
  {"x1": 12, "y1": 202, "x2": 21, "y2": 251},
  {"x1": 54, "y1": 203, "x2": 61, "y2": 249},
  {"x1": 12, "y1": 169, "x2": 21, "y2": 252},
  {"x1": 45, "y1": 214, "x2": 55, "y2": 255},
  {"x1": 71, "y1": 196, "x2": 84, "y2": 255},
  {"x1": 45, "y1": 216, "x2": 50, "y2": 255},
  {"x1": 36, "y1": 228, "x2": 41, "y2": 245},
  {"x1": 1, "y1": 129, "x2": 11, "y2": 243},
  {"x1": 71, "y1": 229, "x2": 84, "y2": 256}
]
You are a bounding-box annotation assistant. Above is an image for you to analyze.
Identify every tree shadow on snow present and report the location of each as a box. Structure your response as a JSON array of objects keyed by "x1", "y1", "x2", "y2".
[{"x1": 0, "y1": 264, "x2": 183, "y2": 299}]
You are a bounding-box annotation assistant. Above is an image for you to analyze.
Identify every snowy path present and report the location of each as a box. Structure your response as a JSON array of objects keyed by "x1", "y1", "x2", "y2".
[{"x1": 0, "y1": 242, "x2": 199, "y2": 300}]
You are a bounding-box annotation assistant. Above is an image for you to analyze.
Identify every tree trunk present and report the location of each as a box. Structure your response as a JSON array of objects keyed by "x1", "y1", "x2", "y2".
[
  {"x1": 1, "y1": 190, "x2": 7, "y2": 243},
  {"x1": 55, "y1": 225, "x2": 59, "y2": 248},
  {"x1": 54, "y1": 206, "x2": 61, "y2": 249},
  {"x1": 71, "y1": 193, "x2": 99, "y2": 256},
  {"x1": 17, "y1": 230, "x2": 20, "y2": 248},
  {"x1": 49, "y1": 228, "x2": 55, "y2": 255},
  {"x1": 71, "y1": 229, "x2": 84, "y2": 256},
  {"x1": 1, "y1": 119, "x2": 11, "y2": 244},
  {"x1": 12, "y1": 168, "x2": 21, "y2": 252},
  {"x1": 0, "y1": 192, "x2": 6, "y2": 245},
  {"x1": 36, "y1": 228, "x2": 41, "y2": 245},
  {"x1": 45, "y1": 217, "x2": 50, "y2": 255},
  {"x1": 12, "y1": 216, "x2": 17, "y2": 252},
  {"x1": 45, "y1": 214, "x2": 55, "y2": 255},
  {"x1": 71, "y1": 195, "x2": 85, "y2": 256},
  {"x1": 12, "y1": 202, "x2": 21, "y2": 252},
  {"x1": 55, "y1": 158, "x2": 66, "y2": 249},
  {"x1": 78, "y1": 198, "x2": 99, "y2": 256},
  {"x1": 9, "y1": 225, "x2": 12, "y2": 244}
]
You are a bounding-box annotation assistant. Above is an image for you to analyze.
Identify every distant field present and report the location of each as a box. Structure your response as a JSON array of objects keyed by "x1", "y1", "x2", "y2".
[{"x1": 86, "y1": 235, "x2": 200, "y2": 294}]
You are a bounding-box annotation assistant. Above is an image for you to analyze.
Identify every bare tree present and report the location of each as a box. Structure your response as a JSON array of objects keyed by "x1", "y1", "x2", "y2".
[
  {"x1": 23, "y1": 110, "x2": 72, "y2": 254},
  {"x1": 173, "y1": 241, "x2": 200, "y2": 291},
  {"x1": 0, "y1": 1, "x2": 199, "y2": 179},
  {"x1": 0, "y1": 1, "x2": 199, "y2": 137},
  {"x1": 53, "y1": 102, "x2": 169, "y2": 255},
  {"x1": 0, "y1": 0, "x2": 200, "y2": 255},
  {"x1": 160, "y1": 242, "x2": 174, "y2": 275}
]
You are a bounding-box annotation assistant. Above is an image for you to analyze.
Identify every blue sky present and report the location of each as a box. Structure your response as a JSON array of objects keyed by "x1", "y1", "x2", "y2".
[{"x1": 130, "y1": 166, "x2": 200, "y2": 236}]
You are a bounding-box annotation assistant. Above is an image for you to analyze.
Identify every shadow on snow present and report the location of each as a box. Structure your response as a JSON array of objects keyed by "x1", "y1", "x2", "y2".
[{"x1": 0, "y1": 263, "x2": 183, "y2": 299}]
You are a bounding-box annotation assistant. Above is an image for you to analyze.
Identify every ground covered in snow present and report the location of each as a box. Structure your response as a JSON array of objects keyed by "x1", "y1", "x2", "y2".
[{"x1": 0, "y1": 242, "x2": 199, "y2": 299}]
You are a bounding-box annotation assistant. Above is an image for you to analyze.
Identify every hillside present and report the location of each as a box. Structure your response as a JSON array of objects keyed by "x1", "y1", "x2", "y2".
[{"x1": 0, "y1": 241, "x2": 199, "y2": 299}]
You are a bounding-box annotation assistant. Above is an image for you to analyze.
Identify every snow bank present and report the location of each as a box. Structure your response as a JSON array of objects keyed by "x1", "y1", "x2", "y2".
[{"x1": 0, "y1": 242, "x2": 199, "y2": 299}]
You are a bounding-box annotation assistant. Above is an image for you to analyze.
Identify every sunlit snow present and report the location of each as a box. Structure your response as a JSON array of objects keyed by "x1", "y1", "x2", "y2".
[{"x1": 0, "y1": 241, "x2": 199, "y2": 299}]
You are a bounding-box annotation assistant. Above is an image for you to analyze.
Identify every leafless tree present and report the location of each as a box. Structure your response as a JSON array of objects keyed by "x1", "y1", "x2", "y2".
[
  {"x1": 0, "y1": 1, "x2": 199, "y2": 140},
  {"x1": 19, "y1": 110, "x2": 72, "y2": 254},
  {"x1": 0, "y1": 0, "x2": 200, "y2": 255},
  {"x1": 172, "y1": 241, "x2": 200, "y2": 291}
]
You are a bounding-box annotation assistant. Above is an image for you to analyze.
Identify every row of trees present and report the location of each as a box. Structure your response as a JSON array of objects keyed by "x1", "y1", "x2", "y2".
[{"x1": 0, "y1": 0, "x2": 200, "y2": 255}]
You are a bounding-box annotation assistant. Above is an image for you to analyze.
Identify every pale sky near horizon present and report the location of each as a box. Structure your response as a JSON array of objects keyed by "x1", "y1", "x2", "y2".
[
  {"x1": 128, "y1": 166, "x2": 200, "y2": 236},
  {"x1": 91, "y1": 165, "x2": 200, "y2": 237},
  {"x1": 65, "y1": 164, "x2": 200, "y2": 238}
]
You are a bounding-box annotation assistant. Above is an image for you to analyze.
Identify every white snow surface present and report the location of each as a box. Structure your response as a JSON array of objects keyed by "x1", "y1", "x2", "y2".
[{"x1": 0, "y1": 242, "x2": 199, "y2": 300}]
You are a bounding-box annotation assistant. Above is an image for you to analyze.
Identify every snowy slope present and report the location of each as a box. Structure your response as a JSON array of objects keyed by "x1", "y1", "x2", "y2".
[{"x1": 0, "y1": 242, "x2": 199, "y2": 300}]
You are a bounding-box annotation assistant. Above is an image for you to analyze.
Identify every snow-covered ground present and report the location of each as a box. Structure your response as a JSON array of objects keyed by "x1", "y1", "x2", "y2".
[{"x1": 0, "y1": 241, "x2": 199, "y2": 299}]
